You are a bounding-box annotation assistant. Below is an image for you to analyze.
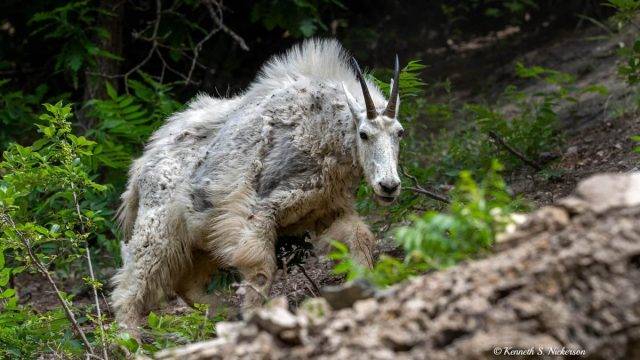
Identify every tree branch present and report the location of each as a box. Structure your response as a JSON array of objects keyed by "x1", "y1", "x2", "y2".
[
  {"x1": 401, "y1": 166, "x2": 450, "y2": 204},
  {"x1": 203, "y1": 0, "x2": 249, "y2": 51}
]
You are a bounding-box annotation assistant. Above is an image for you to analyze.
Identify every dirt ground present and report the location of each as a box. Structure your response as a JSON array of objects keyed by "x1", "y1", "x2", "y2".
[{"x1": 14, "y1": 21, "x2": 640, "y2": 319}]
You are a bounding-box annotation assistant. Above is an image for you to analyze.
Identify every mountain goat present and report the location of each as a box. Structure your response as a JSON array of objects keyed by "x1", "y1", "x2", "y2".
[{"x1": 111, "y1": 39, "x2": 404, "y2": 332}]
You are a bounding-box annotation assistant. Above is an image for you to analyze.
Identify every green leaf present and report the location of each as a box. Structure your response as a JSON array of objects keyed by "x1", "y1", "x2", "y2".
[
  {"x1": 148, "y1": 311, "x2": 160, "y2": 328},
  {"x1": 117, "y1": 333, "x2": 140, "y2": 353},
  {"x1": 105, "y1": 82, "x2": 118, "y2": 100},
  {"x1": 0, "y1": 268, "x2": 11, "y2": 287},
  {"x1": 0, "y1": 288, "x2": 16, "y2": 299}
]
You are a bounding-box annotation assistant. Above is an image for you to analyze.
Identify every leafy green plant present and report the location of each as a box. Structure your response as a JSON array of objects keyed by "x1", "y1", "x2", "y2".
[
  {"x1": 1, "y1": 102, "x2": 108, "y2": 268},
  {"x1": 0, "y1": 305, "x2": 85, "y2": 358},
  {"x1": 333, "y1": 160, "x2": 517, "y2": 287},
  {"x1": 0, "y1": 102, "x2": 110, "y2": 357},
  {"x1": 606, "y1": 0, "x2": 640, "y2": 25},
  {"x1": 606, "y1": 0, "x2": 640, "y2": 85},
  {"x1": 114, "y1": 304, "x2": 224, "y2": 356}
]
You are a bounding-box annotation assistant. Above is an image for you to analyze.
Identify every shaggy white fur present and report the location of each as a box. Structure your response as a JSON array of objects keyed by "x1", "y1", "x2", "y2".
[{"x1": 111, "y1": 38, "x2": 401, "y2": 334}]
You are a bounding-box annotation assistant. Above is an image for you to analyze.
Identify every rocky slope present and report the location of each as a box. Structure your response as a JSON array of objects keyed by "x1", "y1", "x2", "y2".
[{"x1": 154, "y1": 172, "x2": 640, "y2": 360}]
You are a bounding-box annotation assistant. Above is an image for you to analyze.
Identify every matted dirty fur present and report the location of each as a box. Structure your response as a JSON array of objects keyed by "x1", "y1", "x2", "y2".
[{"x1": 111, "y1": 39, "x2": 390, "y2": 332}]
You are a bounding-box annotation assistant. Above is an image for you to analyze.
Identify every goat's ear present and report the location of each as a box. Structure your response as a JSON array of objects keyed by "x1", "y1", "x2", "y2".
[
  {"x1": 342, "y1": 82, "x2": 362, "y2": 124},
  {"x1": 388, "y1": 78, "x2": 401, "y2": 118}
]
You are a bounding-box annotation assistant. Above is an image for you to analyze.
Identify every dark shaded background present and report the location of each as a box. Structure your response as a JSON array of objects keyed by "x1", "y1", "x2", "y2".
[{"x1": 0, "y1": 0, "x2": 608, "y2": 100}]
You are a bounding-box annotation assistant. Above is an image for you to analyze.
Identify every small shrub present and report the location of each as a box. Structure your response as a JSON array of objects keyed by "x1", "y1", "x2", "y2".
[{"x1": 0, "y1": 102, "x2": 108, "y2": 271}]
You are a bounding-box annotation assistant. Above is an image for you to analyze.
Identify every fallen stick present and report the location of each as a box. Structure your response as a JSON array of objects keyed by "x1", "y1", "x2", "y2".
[
  {"x1": 487, "y1": 130, "x2": 542, "y2": 171},
  {"x1": 297, "y1": 264, "x2": 321, "y2": 296}
]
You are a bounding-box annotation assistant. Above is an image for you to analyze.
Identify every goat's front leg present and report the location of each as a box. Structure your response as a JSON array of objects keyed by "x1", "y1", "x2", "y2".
[
  {"x1": 223, "y1": 217, "x2": 277, "y2": 311},
  {"x1": 317, "y1": 211, "x2": 375, "y2": 268}
]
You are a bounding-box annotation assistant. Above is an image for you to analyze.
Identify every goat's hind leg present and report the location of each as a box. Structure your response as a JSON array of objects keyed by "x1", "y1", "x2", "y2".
[{"x1": 111, "y1": 207, "x2": 189, "y2": 336}]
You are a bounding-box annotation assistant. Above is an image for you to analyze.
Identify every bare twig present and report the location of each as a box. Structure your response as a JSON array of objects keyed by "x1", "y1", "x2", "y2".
[
  {"x1": 87, "y1": 354, "x2": 107, "y2": 360},
  {"x1": 280, "y1": 252, "x2": 295, "y2": 293},
  {"x1": 186, "y1": 27, "x2": 220, "y2": 84},
  {"x1": 296, "y1": 265, "x2": 320, "y2": 296},
  {"x1": 487, "y1": 131, "x2": 542, "y2": 171},
  {"x1": 203, "y1": 0, "x2": 249, "y2": 51},
  {"x1": 124, "y1": 0, "x2": 163, "y2": 91},
  {"x1": 72, "y1": 185, "x2": 108, "y2": 360},
  {"x1": 401, "y1": 166, "x2": 450, "y2": 204},
  {"x1": 0, "y1": 213, "x2": 95, "y2": 355}
]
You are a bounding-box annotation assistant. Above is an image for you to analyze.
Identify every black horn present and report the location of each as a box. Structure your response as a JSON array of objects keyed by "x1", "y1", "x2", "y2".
[
  {"x1": 350, "y1": 57, "x2": 377, "y2": 119},
  {"x1": 384, "y1": 54, "x2": 400, "y2": 118}
]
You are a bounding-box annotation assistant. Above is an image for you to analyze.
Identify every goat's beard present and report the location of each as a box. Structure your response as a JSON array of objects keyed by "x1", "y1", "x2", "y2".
[{"x1": 374, "y1": 193, "x2": 396, "y2": 206}]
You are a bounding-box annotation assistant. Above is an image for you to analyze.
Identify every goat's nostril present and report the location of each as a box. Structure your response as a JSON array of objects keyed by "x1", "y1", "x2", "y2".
[{"x1": 379, "y1": 181, "x2": 399, "y2": 194}]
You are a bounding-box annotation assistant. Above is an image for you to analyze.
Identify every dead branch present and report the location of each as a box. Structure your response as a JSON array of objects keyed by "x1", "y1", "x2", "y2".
[
  {"x1": 487, "y1": 130, "x2": 542, "y2": 171},
  {"x1": 0, "y1": 213, "x2": 95, "y2": 356},
  {"x1": 401, "y1": 166, "x2": 450, "y2": 204},
  {"x1": 296, "y1": 264, "x2": 321, "y2": 296}
]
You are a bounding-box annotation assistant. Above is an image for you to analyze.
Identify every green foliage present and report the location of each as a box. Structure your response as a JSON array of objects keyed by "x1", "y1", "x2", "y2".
[
  {"x1": 0, "y1": 81, "x2": 51, "y2": 151},
  {"x1": 0, "y1": 102, "x2": 113, "y2": 357},
  {"x1": 87, "y1": 74, "x2": 182, "y2": 172},
  {"x1": 0, "y1": 305, "x2": 86, "y2": 358},
  {"x1": 606, "y1": 0, "x2": 640, "y2": 24},
  {"x1": 0, "y1": 102, "x2": 109, "y2": 269},
  {"x1": 114, "y1": 304, "x2": 223, "y2": 356},
  {"x1": 330, "y1": 240, "x2": 426, "y2": 287},
  {"x1": 397, "y1": 161, "x2": 514, "y2": 265},
  {"x1": 618, "y1": 39, "x2": 640, "y2": 85},
  {"x1": 374, "y1": 60, "x2": 427, "y2": 103},
  {"x1": 440, "y1": 0, "x2": 538, "y2": 38},
  {"x1": 334, "y1": 161, "x2": 516, "y2": 287},
  {"x1": 633, "y1": 135, "x2": 640, "y2": 153},
  {"x1": 608, "y1": 0, "x2": 640, "y2": 145},
  {"x1": 29, "y1": 1, "x2": 119, "y2": 87},
  {"x1": 251, "y1": 0, "x2": 345, "y2": 37},
  {"x1": 431, "y1": 63, "x2": 605, "y2": 182},
  {"x1": 607, "y1": 0, "x2": 640, "y2": 85}
]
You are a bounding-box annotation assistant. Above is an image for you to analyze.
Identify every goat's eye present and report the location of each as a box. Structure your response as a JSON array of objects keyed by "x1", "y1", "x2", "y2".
[
  {"x1": 359, "y1": 131, "x2": 369, "y2": 140},
  {"x1": 398, "y1": 129, "x2": 405, "y2": 138}
]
